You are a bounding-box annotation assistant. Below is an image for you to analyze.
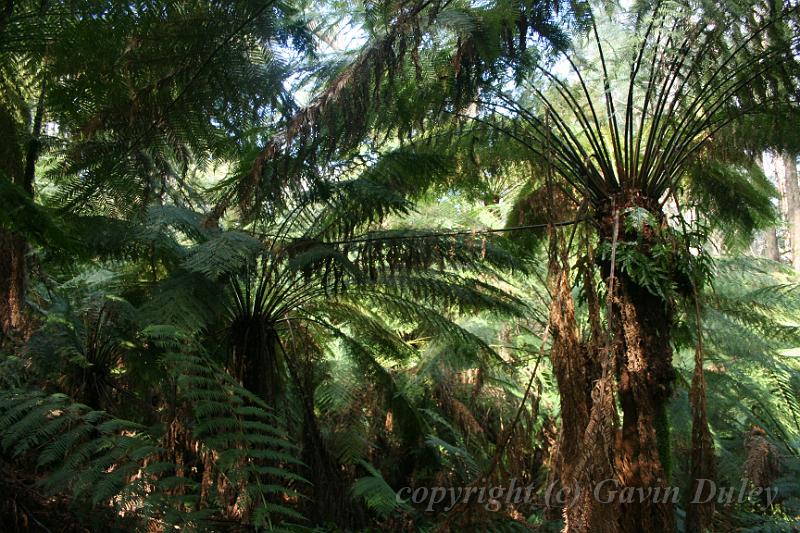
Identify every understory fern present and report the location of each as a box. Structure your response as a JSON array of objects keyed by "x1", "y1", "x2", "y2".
[
  {"x1": 0, "y1": 328, "x2": 306, "y2": 531},
  {"x1": 0, "y1": 390, "x2": 179, "y2": 526}
]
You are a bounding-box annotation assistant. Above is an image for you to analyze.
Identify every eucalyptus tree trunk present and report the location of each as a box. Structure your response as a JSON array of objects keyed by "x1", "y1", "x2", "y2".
[
  {"x1": 757, "y1": 154, "x2": 782, "y2": 261},
  {"x1": 782, "y1": 153, "x2": 800, "y2": 272},
  {"x1": 764, "y1": 230, "x2": 781, "y2": 261}
]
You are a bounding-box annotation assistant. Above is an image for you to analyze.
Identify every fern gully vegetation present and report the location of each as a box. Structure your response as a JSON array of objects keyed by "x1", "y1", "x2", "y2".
[{"x1": 1, "y1": 0, "x2": 800, "y2": 532}]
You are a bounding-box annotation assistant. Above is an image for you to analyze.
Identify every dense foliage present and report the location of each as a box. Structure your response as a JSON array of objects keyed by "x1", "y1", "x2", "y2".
[{"x1": 1, "y1": 0, "x2": 799, "y2": 532}]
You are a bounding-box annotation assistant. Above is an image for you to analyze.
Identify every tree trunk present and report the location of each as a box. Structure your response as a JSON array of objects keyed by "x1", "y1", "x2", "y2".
[
  {"x1": 612, "y1": 272, "x2": 676, "y2": 533},
  {"x1": 230, "y1": 319, "x2": 285, "y2": 407},
  {"x1": 546, "y1": 197, "x2": 680, "y2": 533},
  {"x1": 291, "y1": 349, "x2": 366, "y2": 528},
  {"x1": 0, "y1": 103, "x2": 27, "y2": 339},
  {"x1": 685, "y1": 302, "x2": 715, "y2": 533},
  {"x1": 546, "y1": 233, "x2": 618, "y2": 533},
  {"x1": 599, "y1": 195, "x2": 676, "y2": 533},
  {"x1": 782, "y1": 153, "x2": 800, "y2": 272},
  {"x1": 0, "y1": 78, "x2": 45, "y2": 340},
  {"x1": 0, "y1": 232, "x2": 27, "y2": 337},
  {"x1": 764, "y1": 229, "x2": 780, "y2": 261},
  {"x1": 755, "y1": 153, "x2": 781, "y2": 261}
]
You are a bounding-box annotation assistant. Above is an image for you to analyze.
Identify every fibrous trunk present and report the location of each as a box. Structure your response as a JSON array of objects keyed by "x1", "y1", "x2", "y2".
[
  {"x1": 601, "y1": 196, "x2": 676, "y2": 533},
  {"x1": 293, "y1": 352, "x2": 365, "y2": 527},
  {"x1": 230, "y1": 318, "x2": 284, "y2": 406},
  {"x1": 547, "y1": 193, "x2": 680, "y2": 533},
  {"x1": 611, "y1": 270, "x2": 676, "y2": 533},
  {"x1": 546, "y1": 233, "x2": 617, "y2": 533}
]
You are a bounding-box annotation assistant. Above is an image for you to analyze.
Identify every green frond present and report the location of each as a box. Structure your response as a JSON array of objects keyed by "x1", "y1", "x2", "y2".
[
  {"x1": 352, "y1": 460, "x2": 411, "y2": 518},
  {"x1": 182, "y1": 230, "x2": 262, "y2": 280},
  {"x1": 686, "y1": 159, "x2": 778, "y2": 250}
]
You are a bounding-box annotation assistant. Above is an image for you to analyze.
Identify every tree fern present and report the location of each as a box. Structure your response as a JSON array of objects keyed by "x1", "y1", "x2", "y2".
[{"x1": 1, "y1": 326, "x2": 307, "y2": 531}]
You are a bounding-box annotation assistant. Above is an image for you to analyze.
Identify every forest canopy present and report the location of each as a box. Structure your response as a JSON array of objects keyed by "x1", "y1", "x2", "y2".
[{"x1": 1, "y1": 0, "x2": 800, "y2": 531}]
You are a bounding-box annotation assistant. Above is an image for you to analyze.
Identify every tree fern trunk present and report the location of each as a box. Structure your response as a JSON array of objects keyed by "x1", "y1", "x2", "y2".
[
  {"x1": 685, "y1": 326, "x2": 715, "y2": 533},
  {"x1": 546, "y1": 235, "x2": 617, "y2": 533},
  {"x1": 549, "y1": 196, "x2": 682, "y2": 533},
  {"x1": 297, "y1": 370, "x2": 365, "y2": 528},
  {"x1": 230, "y1": 319, "x2": 284, "y2": 406},
  {"x1": 598, "y1": 197, "x2": 676, "y2": 533},
  {"x1": 0, "y1": 80, "x2": 44, "y2": 340},
  {"x1": 612, "y1": 272, "x2": 676, "y2": 533}
]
